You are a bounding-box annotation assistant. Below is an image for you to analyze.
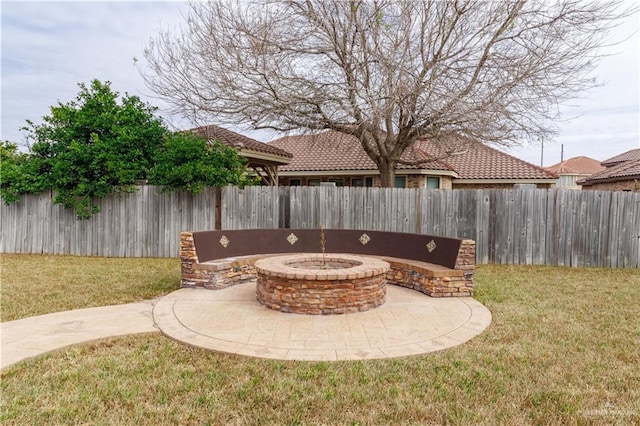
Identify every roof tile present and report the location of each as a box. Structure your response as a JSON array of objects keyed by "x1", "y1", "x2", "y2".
[
  {"x1": 578, "y1": 158, "x2": 640, "y2": 184},
  {"x1": 270, "y1": 131, "x2": 555, "y2": 180},
  {"x1": 601, "y1": 148, "x2": 640, "y2": 167},
  {"x1": 269, "y1": 130, "x2": 452, "y2": 172},
  {"x1": 414, "y1": 138, "x2": 555, "y2": 179},
  {"x1": 191, "y1": 125, "x2": 293, "y2": 159},
  {"x1": 546, "y1": 156, "x2": 605, "y2": 175}
]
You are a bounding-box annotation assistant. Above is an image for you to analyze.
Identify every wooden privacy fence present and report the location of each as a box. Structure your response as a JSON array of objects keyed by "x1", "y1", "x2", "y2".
[
  {"x1": 0, "y1": 186, "x2": 217, "y2": 258},
  {"x1": 288, "y1": 187, "x2": 640, "y2": 268},
  {"x1": 1, "y1": 186, "x2": 638, "y2": 267}
]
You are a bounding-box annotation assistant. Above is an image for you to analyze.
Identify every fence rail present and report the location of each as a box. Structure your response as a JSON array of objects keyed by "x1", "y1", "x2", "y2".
[{"x1": 1, "y1": 186, "x2": 638, "y2": 267}]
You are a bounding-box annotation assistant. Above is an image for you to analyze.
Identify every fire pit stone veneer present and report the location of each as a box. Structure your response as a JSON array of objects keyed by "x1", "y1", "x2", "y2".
[{"x1": 255, "y1": 254, "x2": 390, "y2": 315}]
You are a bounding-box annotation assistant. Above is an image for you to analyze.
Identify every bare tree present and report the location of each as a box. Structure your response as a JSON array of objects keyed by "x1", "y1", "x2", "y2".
[{"x1": 142, "y1": 0, "x2": 631, "y2": 187}]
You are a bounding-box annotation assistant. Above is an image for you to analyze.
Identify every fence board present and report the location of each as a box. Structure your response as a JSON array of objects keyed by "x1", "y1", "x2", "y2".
[
  {"x1": 631, "y1": 193, "x2": 640, "y2": 267},
  {"x1": 614, "y1": 192, "x2": 627, "y2": 268},
  {"x1": 533, "y1": 189, "x2": 547, "y2": 265}
]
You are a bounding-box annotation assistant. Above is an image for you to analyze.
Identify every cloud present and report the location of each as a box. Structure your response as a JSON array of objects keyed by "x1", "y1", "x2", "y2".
[
  {"x1": 503, "y1": 7, "x2": 639, "y2": 165},
  {"x1": 1, "y1": 1, "x2": 187, "y2": 144},
  {"x1": 2, "y1": 1, "x2": 638, "y2": 165}
]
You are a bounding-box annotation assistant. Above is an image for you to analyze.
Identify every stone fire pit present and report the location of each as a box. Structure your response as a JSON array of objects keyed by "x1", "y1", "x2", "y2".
[{"x1": 254, "y1": 254, "x2": 390, "y2": 315}]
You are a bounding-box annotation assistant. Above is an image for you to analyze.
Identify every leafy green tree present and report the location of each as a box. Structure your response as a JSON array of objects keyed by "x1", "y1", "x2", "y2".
[
  {"x1": 0, "y1": 141, "x2": 24, "y2": 204},
  {"x1": 0, "y1": 141, "x2": 52, "y2": 203},
  {"x1": 3, "y1": 79, "x2": 258, "y2": 218},
  {"x1": 20, "y1": 80, "x2": 167, "y2": 218},
  {"x1": 149, "y1": 132, "x2": 258, "y2": 192}
]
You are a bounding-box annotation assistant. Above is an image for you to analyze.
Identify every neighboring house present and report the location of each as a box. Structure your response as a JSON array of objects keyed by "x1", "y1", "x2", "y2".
[
  {"x1": 600, "y1": 148, "x2": 640, "y2": 168},
  {"x1": 269, "y1": 130, "x2": 556, "y2": 189},
  {"x1": 545, "y1": 156, "x2": 605, "y2": 189},
  {"x1": 191, "y1": 125, "x2": 292, "y2": 185},
  {"x1": 577, "y1": 148, "x2": 640, "y2": 192}
]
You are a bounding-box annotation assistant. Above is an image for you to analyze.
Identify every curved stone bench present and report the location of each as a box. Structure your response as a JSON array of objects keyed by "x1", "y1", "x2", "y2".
[{"x1": 180, "y1": 229, "x2": 475, "y2": 297}]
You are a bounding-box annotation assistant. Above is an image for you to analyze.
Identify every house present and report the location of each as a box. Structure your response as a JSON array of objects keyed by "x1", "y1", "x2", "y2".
[
  {"x1": 191, "y1": 125, "x2": 292, "y2": 185},
  {"x1": 601, "y1": 148, "x2": 640, "y2": 168},
  {"x1": 577, "y1": 148, "x2": 640, "y2": 192},
  {"x1": 545, "y1": 156, "x2": 605, "y2": 189},
  {"x1": 268, "y1": 130, "x2": 557, "y2": 189}
]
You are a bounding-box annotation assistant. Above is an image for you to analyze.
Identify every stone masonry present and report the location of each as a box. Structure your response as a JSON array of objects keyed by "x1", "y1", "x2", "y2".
[
  {"x1": 180, "y1": 231, "x2": 476, "y2": 297},
  {"x1": 180, "y1": 232, "x2": 260, "y2": 289},
  {"x1": 454, "y1": 239, "x2": 476, "y2": 295},
  {"x1": 254, "y1": 254, "x2": 389, "y2": 315}
]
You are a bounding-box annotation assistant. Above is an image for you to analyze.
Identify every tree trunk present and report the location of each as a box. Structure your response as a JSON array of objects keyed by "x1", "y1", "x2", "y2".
[{"x1": 378, "y1": 159, "x2": 397, "y2": 188}]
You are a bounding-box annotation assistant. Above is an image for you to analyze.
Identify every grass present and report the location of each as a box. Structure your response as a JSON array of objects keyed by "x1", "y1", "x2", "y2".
[
  {"x1": 0, "y1": 254, "x2": 179, "y2": 322},
  {"x1": 1, "y1": 256, "x2": 639, "y2": 424}
]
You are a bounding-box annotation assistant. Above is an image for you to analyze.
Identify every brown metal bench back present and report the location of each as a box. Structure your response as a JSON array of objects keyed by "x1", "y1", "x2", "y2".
[{"x1": 192, "y1": 229, "x2": 462, "y2": 269}]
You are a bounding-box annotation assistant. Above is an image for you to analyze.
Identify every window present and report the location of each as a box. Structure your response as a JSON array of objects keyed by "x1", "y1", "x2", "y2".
[
  {"x1": 308, "y1": 179, "x2": 321, "y2": 186},
  {"x1": 394, "y1": 176, "x2": 406, "y2": 188},
  {"x1": 365, "y1": 177, "x2": 374, "y2": 187},
  {"x1": 328, "y1": 178, "x2": 344, "y2": 187},
  {"x1": 426, "y1": 177, "x2": 440, "y2": 189},
  {"x1": 352, "y1": 178, "x2": 363, "y2": 187},
  {"x1": 289, "y1": 179, "x2": 301, "y2": 186}
]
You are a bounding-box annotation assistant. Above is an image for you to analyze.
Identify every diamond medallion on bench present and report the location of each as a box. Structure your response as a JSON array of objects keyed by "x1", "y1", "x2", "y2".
[
  {"x1": 359, "y1": 233, "x2": 371, "y2": 245},
  {"x1": 287, "y1": 233, "x2": 298, "y2": 245},
  {"x1": 219, "y1": 235, "x2": 230, "y2": 248},
  {"x1": 426, "y1": 240, "x2": 437, "y2": 253}
]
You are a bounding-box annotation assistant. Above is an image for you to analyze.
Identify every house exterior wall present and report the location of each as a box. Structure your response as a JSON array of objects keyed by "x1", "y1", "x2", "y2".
[
  {"x1": 281, "y1": 174, "x2": 548, "y2": 189},
  {"x1": 280, "y1": 173, "x2": 452, "y2": 188},
  {"x1": 581, "y1": 179, "x2": 640, "y2": 192},
  {"x1": 407, "y1": 175, "x2": 425, "y2": 188},
  {"x1": 452, "y1": 182, "x2": 555, "y2": 190},
  {"x1": 403, "y1": 175, "x2": 452, "y2": 189},
  {"x1": 280, "y1": 176, "x2": 375, "y2": 186},
  {"x1": 440, "y1": 176, "x2": 453, "y2": 189}
]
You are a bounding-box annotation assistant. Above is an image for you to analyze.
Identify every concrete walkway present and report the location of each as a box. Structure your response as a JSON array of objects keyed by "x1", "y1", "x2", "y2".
[
  {"x1": 1, "y1": 283, "x2": 492, "y2": 369},
  {"x1": 1, "y1": 302, "x2": 157, "y2": 370}
]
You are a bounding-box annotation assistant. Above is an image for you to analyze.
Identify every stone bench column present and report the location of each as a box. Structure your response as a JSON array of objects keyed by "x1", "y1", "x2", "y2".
[{"x1": 454, "y1": 239, "x2": 476, "y2": 296}]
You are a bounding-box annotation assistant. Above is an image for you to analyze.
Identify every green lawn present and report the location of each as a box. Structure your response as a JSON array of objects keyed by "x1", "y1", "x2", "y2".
[
  {"x1": 1, "y1": 255, "x2": 638, "y2": 424},
  {"x1": 0, "y1": 254, "x2": 179, "y2": 321}
]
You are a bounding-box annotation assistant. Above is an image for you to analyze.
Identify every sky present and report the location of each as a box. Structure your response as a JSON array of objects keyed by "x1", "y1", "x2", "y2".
[{"x1": 1, "y1": 1, "x2": 639, "y2": 168}]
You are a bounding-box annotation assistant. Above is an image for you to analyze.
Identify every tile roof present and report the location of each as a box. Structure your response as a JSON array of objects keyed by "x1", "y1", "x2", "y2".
[
  {"x1": 270, "y1": 130, "x2": 555, "y2": 180},
  {"x1": 414, "y1": 138, "x2": 555, "y2": 180},
  {"x1": 545, "y1": 156, "x2": 605, "y2": 175},
  {"x1": 191, "y1": 125, "x2": 293, "y2": 160},
  {"x1": 601, "y1": 148, "x2": 640, "y2": 167},
  {"x1": 578, "y1": 158, "x2": 640, "y2": 185},
  {"x1": 269, "y1": 130, "x2": 453, "y2": 172}
]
